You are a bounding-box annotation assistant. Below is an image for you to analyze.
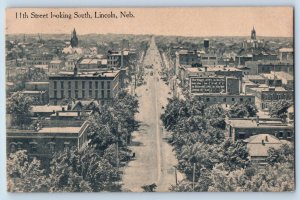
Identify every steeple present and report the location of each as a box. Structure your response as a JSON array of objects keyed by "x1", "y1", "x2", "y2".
[
  {"x1": 70, "y1": 28, "x2": 78, "y2": 48},
  {"x1": 251, "y1": 26, "x2": 256, "y2": 40}
]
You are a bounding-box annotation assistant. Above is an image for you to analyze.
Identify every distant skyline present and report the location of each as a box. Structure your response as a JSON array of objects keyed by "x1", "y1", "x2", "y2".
[{"x1": 6, "y1": 7, "x2": 293, "y2": 37}]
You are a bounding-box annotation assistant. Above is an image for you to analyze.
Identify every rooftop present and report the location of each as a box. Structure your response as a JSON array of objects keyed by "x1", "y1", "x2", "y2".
[
  {"x1": 38, "y1": 126, "x2": 82, "y2": 134},
  {"x1": 50, "y1": 70, "x2": 120, "y2": 78},
  {"x1": 279, "y1": 48, "x2": 293, "y2": 53},
  {"x1": 227, "y1": 117, "x2": 292, "y2": 128},
  {"x1": 245, "y1": 134, "x2": 291, "y2": 157},
  {"x1": 31, "y1": 105, "x2": 67, "y2": 113}
]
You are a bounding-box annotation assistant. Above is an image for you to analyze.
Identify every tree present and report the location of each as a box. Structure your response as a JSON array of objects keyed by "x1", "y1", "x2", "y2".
[
  {"x1": 268, "y1": 100, "x2": 292, "y2": 119},
  {"x1": 7, "y1": 150, "x2": 49, "y2": 192},
  {"x1": 7, "y1": 92, "x2": 33, "y2": 127},
  {"x1": 228, "y1": 102, "x2": 257, "y2": 118}
]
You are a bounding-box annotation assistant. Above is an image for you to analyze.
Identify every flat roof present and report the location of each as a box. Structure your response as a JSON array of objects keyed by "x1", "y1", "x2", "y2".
[
  {"x1": 38, "y1": 127, "x2": 81, "y2": 134},
  {"x1": 227, "y1": 118, "x2": 292, "y2": 128},
  {"x1": 50, "y1": 70, "x2": 120, "y2": 79},
  {"x1": 31, "y1": 105, "x2": 67, "y2": 113}
]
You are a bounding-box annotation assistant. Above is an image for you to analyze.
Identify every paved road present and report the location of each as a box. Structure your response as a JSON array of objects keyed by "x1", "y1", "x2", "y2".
[{"x1": 122, "y1": 37, "x2": 182, "y2": 192}]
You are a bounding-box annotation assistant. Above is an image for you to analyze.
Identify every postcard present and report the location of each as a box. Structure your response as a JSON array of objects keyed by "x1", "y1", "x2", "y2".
[{"x1": 6, "y1": 7, "x2": 294, "y2": 192}]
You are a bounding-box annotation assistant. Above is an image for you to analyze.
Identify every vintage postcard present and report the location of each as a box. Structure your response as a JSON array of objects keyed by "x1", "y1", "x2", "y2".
[{"x1": 6, "y1": 7, "x2": 294, "y2": 192}]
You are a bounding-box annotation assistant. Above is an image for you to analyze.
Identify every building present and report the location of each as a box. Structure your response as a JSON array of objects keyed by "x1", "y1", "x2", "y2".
[
  {"x1": 25, "y1": 82, "x2": 49, "y2": 91},
  {"x1": 175, "y1": 50, "x2": 201, "y2": 75},
  {"x1": 244, "y1": 60, "x2": 294, "y2": 75},
  {"x1": 48, "y1": 59, "x2": 65, "y2": 74},
  {"x1": 190, "y1": 76, "x2": 240, "y2": 95},
  {"x1": 263, "y1": 71, "x2": 293, "y2": 90},
  {"x1": 107, "y1": 50, "x2": 130, "y2": 69},
  {"x1": 31, "y1": 105, "x2": 68, "y2": 117},
  {"x1": 49, "y1": 68, "x2": 121, "y2": 105},
  {"x1": 244, "y1": 134, "x2": 291, "y2": 163},
  {"x1": 7, "y1": 118, "x2": 89, "y2": 159},
  {"x1": 242, "y1": 27, "x2": 265, "y2": 49},
  {"x1": 279, "y1": 48, "x2": 294, "y2": 61},
  {"x1": 70, "y1": 28, "x2": 78, "y2": 48},
  {"x1": 194, "y1": 93, "x2": 255, "y2": 106},
  {"x1": 248, "y1": 86, "x2": 293, "y2": 110},
  {"x1": 26, "y1": 53, "x2": 54, "y2": 66},
  {"x1": 225, "y1": 117, "x2": 294, "y2": 142}
]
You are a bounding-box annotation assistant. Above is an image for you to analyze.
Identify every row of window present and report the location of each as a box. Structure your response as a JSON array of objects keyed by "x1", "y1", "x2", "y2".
[
  {"x1": 54, "y1": 81, "x2": 111, "y2": 90},
  {"x1": 53, "y1": 90, "x2": 111, "y2": 99},
  {"x1": 9, "y1": 141, "x2": 71, "y2": 154},
  {"x1": 202, "y1": 97, "x2": 252, "y2": 103}
]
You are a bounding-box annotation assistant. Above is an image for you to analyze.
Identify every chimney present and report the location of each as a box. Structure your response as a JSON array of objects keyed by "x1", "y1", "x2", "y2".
[
  {"x1": 262, "y1": 140, "x2": 265, "y2": 145},
  {"x1": 204, "y1": 66, "x2": 208, "y2": 72},
  {"x1": 265, "y1": 135, "x2": 268, "y2": 142},
  {"x1": 62, "y1": 107, "x2": 65, "y2": 112}
]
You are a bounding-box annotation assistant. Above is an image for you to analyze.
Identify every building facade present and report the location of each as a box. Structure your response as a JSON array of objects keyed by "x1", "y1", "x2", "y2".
[{"x1": 49, "y1": 69, "x2": 121, "y2": 105}]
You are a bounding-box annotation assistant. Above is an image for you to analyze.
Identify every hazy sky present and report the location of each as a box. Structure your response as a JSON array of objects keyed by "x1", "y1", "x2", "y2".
[{"x1": 6, "y1": 7, "x2": 293, "y2": 37}]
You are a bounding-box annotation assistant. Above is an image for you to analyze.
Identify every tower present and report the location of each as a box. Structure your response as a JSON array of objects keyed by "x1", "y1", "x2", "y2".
[
  {"x1": 251, "y1": 26, "x2": 256, "y2": 40},
  {"x1": 70, "y1": 28, "x2": 78, "y2": 48}
]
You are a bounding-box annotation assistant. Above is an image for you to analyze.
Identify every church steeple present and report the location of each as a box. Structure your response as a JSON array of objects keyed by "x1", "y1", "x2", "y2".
[
  {"x1": 251, "y1": 26, "x2": 256, "y2": 40},
  {"x1": 70, "y1": 28, "x2": 78, "y2": 48}
]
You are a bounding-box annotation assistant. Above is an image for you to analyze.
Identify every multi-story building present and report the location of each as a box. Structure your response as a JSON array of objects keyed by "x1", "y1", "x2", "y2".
[
  {"x1": 244, "y1": 60, "x2": 293, "y2": 75},
  {"x1": 248, "y1": 86, "x2": 293, "y2": 110},
  {"x1": 49, "y1": 68, "x2": 121, "y2": 105},
  {"x1": 7, "y1": 114, "x2": 89, "y2": 159},
  {"x1": 279, "y1": 48, "x2": 294, "y2": 62},
  {"x1": 26, "y1": 53, "x2": 54, "y2": 66},
  {"x1": 225, "y1": 117, "x2": 294, "y2": 142},
  {"x1": 175, "y1": 50, "x2": 201, "y2": 75}
]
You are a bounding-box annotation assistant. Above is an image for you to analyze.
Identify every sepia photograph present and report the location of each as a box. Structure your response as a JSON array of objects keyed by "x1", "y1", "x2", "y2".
[{"x1": 5, "y1": 7, "x2": 294, "y2": 192}]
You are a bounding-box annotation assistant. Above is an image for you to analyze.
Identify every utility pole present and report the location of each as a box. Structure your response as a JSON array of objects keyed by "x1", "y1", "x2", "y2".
[
  {"x1": 174, "y1": 167, "x2": 178, "y2": 185},
  {"x1": 192, "y1": 163, "x2": 196, "y2": 191}
]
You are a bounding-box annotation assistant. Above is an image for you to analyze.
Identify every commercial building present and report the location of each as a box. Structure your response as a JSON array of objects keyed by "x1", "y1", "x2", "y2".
[
  {"x1": 49, "y1": 68, "x2": 121, "y2": 105},
  {"x1": 225, "y1": 117, "x2": 294, "y2": 142}
]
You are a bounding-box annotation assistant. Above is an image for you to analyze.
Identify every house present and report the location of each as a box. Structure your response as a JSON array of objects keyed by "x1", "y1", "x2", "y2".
[{"x1": 244, "y1": 134, "x2": 291, "y2": 163}]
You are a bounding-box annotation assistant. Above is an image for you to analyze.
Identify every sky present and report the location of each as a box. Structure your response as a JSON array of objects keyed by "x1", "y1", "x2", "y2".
[{"x1": 6, "y1": 7, "x2": 293, "y2": 37}]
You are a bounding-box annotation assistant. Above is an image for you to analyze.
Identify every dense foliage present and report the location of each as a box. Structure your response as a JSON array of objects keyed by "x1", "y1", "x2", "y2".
[
  {"x1": 7, "y1": 90, "x2": 139, "y2": 192},
  {"x1": 161, "y1": 97, "x2": 294, "y2": 192}
]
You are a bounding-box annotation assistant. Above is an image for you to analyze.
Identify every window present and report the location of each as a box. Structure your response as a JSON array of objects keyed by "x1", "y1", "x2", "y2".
[
  {"x1": 54, "y1": 81, "x2": 57, "y2": 89},
  {"x1": 101, "y1": 90, "x2": 104, "y2": 98},
  {"x1": 82, "y1": 91, "x2": 85, "y2": 98},
  {"x1": 101, "y1": 81, "x2": 104, "y2": 89},
  {"x1": 89, "y1": 81, "x2": 93, "y2": 89},
  {"x1": 278, "y1": 132, "x2": 284, "y2": 138},
  {"x1": 89, "y1": 90, "x2": 92, "y2": 98},
  {"x1": 82, "y1": 81, "x2": 85, "y2": 89},
  {"x1": 68, "y1": 81, "x2": 71, "y2": 89},
  {"x1": 29, "y1": 142, "x2": 38, "y2": 153},
  {"x1": 206, "y1": 98, "x2": 210, "y2": 102},
  {"x1": 107, "y1": 90, "x2": 111, "y2": 98},
  {"x1": 17, "y1": 142, "x2": 23, "y2": 151},
  {"x1": 75, "y1": 81, "x2": 78, "y2": 89},
  {"x1": 107, "y1": 81, "x2": 111, "y2": 89},
  {"x1": 68, "y1": 90, "x2": 71, "y2": 98},
  {"x1": 64, "y1": 142, "x2": 70, "y2": 152},
  {"x1": 48, "y1": 142, "x2": 55, "y2": 153},
  {"x1": 75, "y1": 90, "x2": 78, "y2": 98},
  {"x1": 95, "y1": 90, "x2": 99, "y2": 99},
  {"x1": 54, "y1": 91, "x2": 57, "y2": 98},
  {"x1": 232, "y1": 98, "x2": 235, "y2": 102},
  {"x1": 10, "y1": 142, "x2": 17, "y2": 153},
  {"x1": 61, "y1": 81, "x2": 64, "y2": 89},
  {"x1": 287, "y1": 132, "x2": 292, "y2": 138},
  {"x1": 223, "y1": 98, "x2": 226, "y2": 102},
  {"x1": 95, "y1": 82, "x2": 99, "y2": 89},
  {"x1": 61, "y1": 90, "x2": 64, "y2": 98},
  {"x1": 240, "y1": 98, "x2": 243, "y2": 102}
]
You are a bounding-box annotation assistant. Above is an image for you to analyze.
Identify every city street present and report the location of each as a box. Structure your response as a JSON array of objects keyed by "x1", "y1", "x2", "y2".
[{"x1": 122, "y1": 37, "x2": 182, "y2": 192}]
